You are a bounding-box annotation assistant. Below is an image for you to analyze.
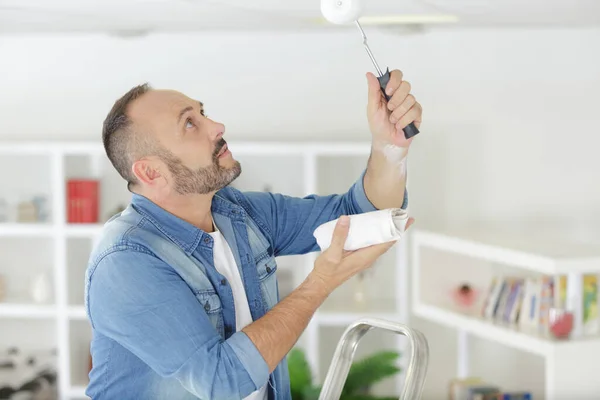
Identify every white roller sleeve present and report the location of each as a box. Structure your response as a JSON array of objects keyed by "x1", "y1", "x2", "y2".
[
  {"x1": 313, "y1": 208, "x2": 409, "y2": 251},
  {"x1": 320, "y1": 0, "x2": 363, "y2": 24}
]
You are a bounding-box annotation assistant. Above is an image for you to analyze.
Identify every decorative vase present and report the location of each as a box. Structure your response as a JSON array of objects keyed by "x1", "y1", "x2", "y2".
[
  {"x1": 450, "y1": 283, "x2": 479, "y2": 314},
  {"x1": 352, "y1": 272, "x2": 370, "y2": 310},
  {"x1": 30, "y1": 272, "x2": 52, "y2": 304},
  {"x1": 0, "y1": 198, "x2": 8, "y2": 222},
  {"x1": 0, "y1": 274, "x2": 5, "y2": 302},
  {"x1": 549, "y1": 306, "x2": 574, "y2": 339}
]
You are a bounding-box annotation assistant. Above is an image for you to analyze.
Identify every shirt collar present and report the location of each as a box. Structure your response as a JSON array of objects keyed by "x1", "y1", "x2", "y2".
[{"x1": 130, "y1": 190, "x2": 245, "y2": 254}]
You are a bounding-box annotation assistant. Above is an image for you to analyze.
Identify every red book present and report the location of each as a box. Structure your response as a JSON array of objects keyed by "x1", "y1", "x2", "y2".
[{"x1": 67, "y1": 179, "x2": 99, "y2": 223}]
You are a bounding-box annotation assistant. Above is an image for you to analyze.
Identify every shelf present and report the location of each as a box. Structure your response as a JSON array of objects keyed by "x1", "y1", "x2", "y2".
[
  {"x1": 0, "y1": 223, "x2": 104, "y2": 237},
  {"x1": 66, "y1": 386, "x2": 89, "y2": 399},
  {"x1": 412, "y1": 227, "x2": 600, "y2": 275},
  {"x1": 0, "y1": 223, "x2": 54, "y2": 236},
  {"x1": 68, "y1": 306, "x2": 87, "y2": 320},
  {"x1": 414, "y1": 303, "x2": 600, "y2": 357},
  {"x1": 0, "y1": 303, "x2": 56, "y2": 318},
  {"x1": 65, "y1": 224, "x2": 103, "y2": 237},
  {"x1": 316, "y1": 311, "x2": 401, "y2": 326}
]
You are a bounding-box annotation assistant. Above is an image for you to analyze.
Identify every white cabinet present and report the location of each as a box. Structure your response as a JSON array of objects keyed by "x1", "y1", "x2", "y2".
[{"x1": 0, "y1": 141, "x2": 409, "y2": 399}]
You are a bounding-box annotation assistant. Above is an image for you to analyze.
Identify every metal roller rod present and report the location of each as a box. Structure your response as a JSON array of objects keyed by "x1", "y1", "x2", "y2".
[
  {"x1": 318, "y1": 317, "x2": 429, "y2": 400},
  {"x1": 355, "y1": 20, "x2": 384, "y2": 77}
]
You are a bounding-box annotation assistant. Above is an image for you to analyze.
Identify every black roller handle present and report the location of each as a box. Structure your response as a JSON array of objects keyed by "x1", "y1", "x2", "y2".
[{"x1": 377, "y1": 67, "x2": 419, "y2": 139}]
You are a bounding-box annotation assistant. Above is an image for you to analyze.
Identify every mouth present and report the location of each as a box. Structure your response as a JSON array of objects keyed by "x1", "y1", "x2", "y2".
[{"x1": 217, "y1": 143, "x2": 230, "y2": 158}]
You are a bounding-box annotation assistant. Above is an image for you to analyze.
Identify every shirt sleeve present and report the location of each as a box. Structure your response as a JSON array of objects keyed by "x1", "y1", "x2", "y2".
[
  {"x1": 236, "y1": 168, "x2": 408, "y2": 257},
  {"x1": 86, "y1": 248, "x2": 269, "y2": 400}
]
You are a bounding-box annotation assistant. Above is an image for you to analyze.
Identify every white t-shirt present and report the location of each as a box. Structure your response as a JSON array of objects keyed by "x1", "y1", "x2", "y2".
[{"x1": 208, "y1": 221, "x2": 268, "y2": 400}]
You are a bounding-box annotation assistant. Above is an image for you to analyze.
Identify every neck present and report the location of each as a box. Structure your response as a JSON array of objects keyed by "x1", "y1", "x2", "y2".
[{"x1": 139, "y1": 190, "x2": 216, "y2": 232}]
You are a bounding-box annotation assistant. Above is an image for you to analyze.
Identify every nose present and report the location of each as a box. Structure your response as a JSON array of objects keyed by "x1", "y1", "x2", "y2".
[{"x1": 209, "y1": 119, "x2": 225, "y2": 140}]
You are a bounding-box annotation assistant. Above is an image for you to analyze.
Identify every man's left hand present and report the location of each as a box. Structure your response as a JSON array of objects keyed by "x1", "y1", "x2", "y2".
[{"x1": 366, "y1": 69, "x2": 422, "y2": 148}]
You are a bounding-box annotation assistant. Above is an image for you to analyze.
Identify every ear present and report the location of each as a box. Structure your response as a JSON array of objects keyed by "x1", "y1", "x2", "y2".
[{"x1": 131, "y1": 158, "x2": 166, "y2": 188}]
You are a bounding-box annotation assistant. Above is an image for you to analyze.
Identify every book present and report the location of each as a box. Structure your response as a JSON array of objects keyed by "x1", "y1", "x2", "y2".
[
  {"x1": 583, "y1": 274, "x2": 599, "y2": 335},
  {"x1": 496, "y1": 391, "x2": 532, "y2": 399},
  {"x1": 448, "y1": 377, "x2": 483, "y2": 400},
  {"x1": 538, "y1": 276, "x2": 554, "y2": 334},
  {"x1": 468, "y1": 384, "x2": 501, "y2": 399},
  {"x1": 67, "y1": 179, "x2": 99, "y2": 223}
]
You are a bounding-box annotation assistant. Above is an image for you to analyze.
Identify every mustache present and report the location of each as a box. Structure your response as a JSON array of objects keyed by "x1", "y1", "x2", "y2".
[{"x1": 213, "y1": 138, "x2": 227, "y2": 158}]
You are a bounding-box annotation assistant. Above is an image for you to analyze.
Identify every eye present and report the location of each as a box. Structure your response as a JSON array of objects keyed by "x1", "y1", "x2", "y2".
[{"x1": 185, "y1": 118, "x2": 194, "y2": 129}]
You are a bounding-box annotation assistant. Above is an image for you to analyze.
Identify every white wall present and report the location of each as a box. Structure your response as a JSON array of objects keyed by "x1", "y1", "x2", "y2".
[
  {"x1": 1, "y1": 27, "x2": 599, "y2": 229},
  {"x1": 1, "y1": 26, "x2": 600, "y2": 398}
]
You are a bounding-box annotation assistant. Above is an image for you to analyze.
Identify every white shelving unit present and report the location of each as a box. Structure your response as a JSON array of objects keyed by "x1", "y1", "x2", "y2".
[
  {"x1": 0, "y1": 141, "x2": 410, "y2": 399},
  {"x1": 410, "y1": 225, "x2": 600, "y2": 400}
]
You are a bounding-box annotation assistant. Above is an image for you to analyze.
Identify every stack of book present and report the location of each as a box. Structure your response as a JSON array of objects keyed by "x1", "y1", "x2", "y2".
[
  {"x1": 479, "y1": 273, "x2": 598, "y2": 338},
  {"x1": 449, "y1": 377, "x2": 531, "y2": 399}
]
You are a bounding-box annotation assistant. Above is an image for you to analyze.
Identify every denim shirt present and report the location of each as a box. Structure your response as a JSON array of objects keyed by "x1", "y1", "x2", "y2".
[{"x1": 84, "y1": 169, "x2": 408, "y2": 400}]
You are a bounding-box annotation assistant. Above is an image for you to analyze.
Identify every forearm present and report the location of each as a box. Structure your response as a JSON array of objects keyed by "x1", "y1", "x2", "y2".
[
  {"x1": 242, "y1": 272, "x2": 330, "y2": 372},
  {"x1": 363, "y1": 140, "x2": 408, "y2": 210}
]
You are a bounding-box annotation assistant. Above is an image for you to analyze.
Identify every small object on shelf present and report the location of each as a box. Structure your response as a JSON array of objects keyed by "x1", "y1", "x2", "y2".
[
  {"x1": 451, "y1": 283, "x2": 479, "y2": 313},
  {"x1": 0, "y1": 346, "x2": 58, "y2": 400},
  {"x1": 353, "y1": 272, "x2": 368, "y2": 309},
  {"x1": 17, "y1": 200, "x2": 37, "y2": 222},
  {"x1": 352, "y1": 271, "x2": 375, "y2": 310},
  {"x1": 549, "y1": 307, "x2": 574, "y2": 339},
  {"x1": 30, "y1": 271, "x2": 52, "y2": 304},
  {"x1": 67, "y1": 179, "x2": 99, "y2": 223},
  {"x1": 0, "y1": 198, "x2": 8, "y2": 222},
  {"x1": 0, "y1": 274, "x2": 5, "y2": 302},
  {"x1": 31, "y1": 195, "x2": 49, "y2": 222}
]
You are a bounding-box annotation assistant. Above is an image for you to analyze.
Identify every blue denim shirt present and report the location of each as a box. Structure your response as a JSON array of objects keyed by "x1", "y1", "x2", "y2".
[{"x1": 84, "y1": 169, "x2": 407, "y2": 400}]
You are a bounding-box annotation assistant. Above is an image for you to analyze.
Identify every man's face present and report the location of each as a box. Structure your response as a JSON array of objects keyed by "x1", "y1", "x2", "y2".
[{"x1": 129, "y1": 89, "x2": 241, "y2": 195}]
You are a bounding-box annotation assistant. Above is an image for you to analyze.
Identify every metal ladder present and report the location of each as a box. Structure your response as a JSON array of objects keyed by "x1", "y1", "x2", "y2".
[{"x1": 318, "y1": 317, "x2": 429, "y2": 400}]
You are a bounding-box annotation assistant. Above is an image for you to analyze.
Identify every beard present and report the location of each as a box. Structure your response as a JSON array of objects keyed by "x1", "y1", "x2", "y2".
[{"x1": 159, "y1": 138, "x2": 241, "y2": 195}]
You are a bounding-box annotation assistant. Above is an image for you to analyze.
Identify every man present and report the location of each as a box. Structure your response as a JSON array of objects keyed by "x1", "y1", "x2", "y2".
[{"x1": 84, "y1": 69, "x2": 422, "y2": 400}]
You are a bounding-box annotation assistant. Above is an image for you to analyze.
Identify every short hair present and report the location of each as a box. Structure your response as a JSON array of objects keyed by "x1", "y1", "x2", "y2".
[{"x1": 102, "y1": 83, "x2": 153, "y2": 191}]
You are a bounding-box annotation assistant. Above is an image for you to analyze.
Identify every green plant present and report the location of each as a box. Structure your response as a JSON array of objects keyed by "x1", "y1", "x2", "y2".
[{"x1": 287, "y1": 347, "x2": 401, "y2": 400}]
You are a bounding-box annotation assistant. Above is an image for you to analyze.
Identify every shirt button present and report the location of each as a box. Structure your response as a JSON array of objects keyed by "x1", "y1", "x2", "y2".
[
  {"x1": 266, "y1": 266, "x2": 272, "y2": 273},
  {"x1": 204, "y1": 301, "x2": 210, "y2": 311},
  {"x1": 221, "y1": 279, "x2": 227, "y2": 286},
  {"x1": 203, "y1": 237, "x2": 211, "y2": 244}
]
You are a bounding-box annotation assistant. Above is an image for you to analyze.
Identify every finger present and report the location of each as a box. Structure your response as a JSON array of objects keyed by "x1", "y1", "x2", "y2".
[
  {"x1": 324, "y1": 215, "x2": 350, "y2": 262},
  {"x1": 405, "y1": 217, "x2": 415, "y2": 230},
  {"x1": 384, "y1": 69, "x2": 404, "y2": 98},
  {"x1": 395, "y1": 102, "x2": 422, "y2": 131},
  {"x1": 366, "y1": 72, "x2": 384, "y2": 112},
  {"x1": 346, "y1": 240, "x2": 396, "y2": 266},
  {"x1": 387, "y1": 80, "x2": 411, "y2": 112},
  {"x1": 389, "y1": 94, "x2": 416, "y2": 125}
]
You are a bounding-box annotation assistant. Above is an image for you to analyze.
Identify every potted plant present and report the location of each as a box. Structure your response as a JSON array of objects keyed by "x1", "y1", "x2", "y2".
[{"x1": 287, "y1": 347, "x2": 401, "y2": 400}]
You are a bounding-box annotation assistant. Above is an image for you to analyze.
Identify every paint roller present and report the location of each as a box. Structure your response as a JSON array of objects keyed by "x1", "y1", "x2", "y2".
[{"x1": 320, "y1": 0, "x2": 419, "y2": 139}]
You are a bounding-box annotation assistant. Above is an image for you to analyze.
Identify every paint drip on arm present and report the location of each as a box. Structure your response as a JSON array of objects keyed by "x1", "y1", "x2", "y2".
[{"x1": 381, "y1": 143, "x2": 408, "y2": 177}]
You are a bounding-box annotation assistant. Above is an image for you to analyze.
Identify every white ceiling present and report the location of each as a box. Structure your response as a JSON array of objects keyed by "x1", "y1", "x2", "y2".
[{"x1": 0, "y1": 0, "x2": 599, "y2": 34}]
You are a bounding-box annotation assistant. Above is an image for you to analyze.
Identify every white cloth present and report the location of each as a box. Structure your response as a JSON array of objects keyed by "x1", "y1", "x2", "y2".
[
  {"x1": 208, "y1": 221, "x2": 268, "y2": 400},
  {"x1": 313, "y1": 208, "x2": 409, "y2": 251}
]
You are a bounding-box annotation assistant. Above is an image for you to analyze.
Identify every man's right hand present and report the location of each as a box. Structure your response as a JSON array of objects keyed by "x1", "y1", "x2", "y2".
[
  {"x1": 242, "y1": 213, "x2": 413, "y2": 375},
  {"x1": 310, "y1": 214, "x2": 414, "y2": 295}
]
